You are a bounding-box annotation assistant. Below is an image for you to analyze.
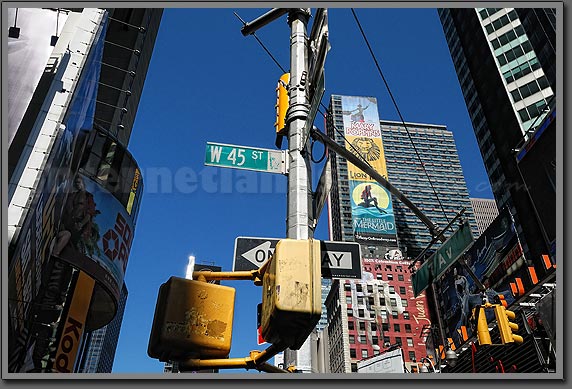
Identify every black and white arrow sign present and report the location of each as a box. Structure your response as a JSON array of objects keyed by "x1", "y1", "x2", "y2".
[
  {"x1": 233, "y1": 237, "x2": 279, "y2": 271},
  {"x1": 233, "y1": 237, "x2": 362, "y2": 279}
]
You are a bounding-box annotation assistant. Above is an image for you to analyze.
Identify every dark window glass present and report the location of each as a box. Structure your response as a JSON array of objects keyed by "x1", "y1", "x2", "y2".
[
  {"x1": 359, "y1": 322, "x2": 366, "y2": 331},
  {"x1": 539, "y1": 77, "x2": 550, "y2": 89},
  {"x1": 499, "y1": 34, "x2": 509, "y2": 45},
  {"x1": 479, "y1": 9, "x2": 489, "y2": 19},
  {"x1": 405, "y1": 324, "x2": 412, "y2": 333},
  {"x1": 515, "y1": 25, "x2": 525, "y2": 36},
  {"x1": 521, "y1": 40, "x2": 533, "y2": 53},
  {"x1": 518, "y1": 108, "x2": 530, "y2": 121},
  {"x1": 492, "y1": 18, "x2": 503, "y2": 30},
  {"x1": 513, "y1": 45, "x2": 524, "y2": 58},
  {"x1": 350, "y1": 349, "x2": 356, "y2": 358},
  {"x1": 505, "y1": 29, "x2": 517, "y2": 42},
  {"x1": 398, "y1": 274, "x2": 404, "y2": 281},
  {"x1": 497, "y1": 54, "x2": 507, "y2": 66},
  {"x1": 508, "y1": 10, "x2": 518, "y2": 21},
  {"x1": 511, "y1": 89, "x2": 522, "y2": 101},
  {"x1": 351, "y1": 363, "x2": 357, "y2": 372},
  {"x1": 505, "y1": 49, "x2": 516, "y2": 62},
  {"x1": 394, "y1": 324, "x2": 400, "y2": 332},
  {"x1": 348, "y1": 321, "x2": 354, "y2": 330}
]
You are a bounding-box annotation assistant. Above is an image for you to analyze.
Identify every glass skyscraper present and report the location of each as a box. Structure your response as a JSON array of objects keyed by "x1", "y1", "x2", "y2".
[
  {"x1": 437, "y1": 7, "x2": 555, "y2": 270},
  {"x1": 77, "y1": 283, "x2": 128, "y2": 373},
  {"x1": 379, "y1": 120, "x2": 478, "y2": 257}
]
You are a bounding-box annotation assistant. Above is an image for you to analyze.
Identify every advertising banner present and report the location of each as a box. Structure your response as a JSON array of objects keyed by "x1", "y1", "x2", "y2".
[
  {"x1": 340, "y1": 96, "x2": 397, "y2": 246},
  {"x1": 8, "y1": 15, "x2": 107, "y2": 373},
  {"x1": 432, "y1": 209, "x2": 524, "y2": 347},
  {"x1": 357, "y1": 348, "x2": 404, "y2": 373},
  {"x1": 54, "y1": 271, "x2": 95, "y2": 373},
  {"x1": 56, "y1": 173, "x2": 136, "y2": 304}
]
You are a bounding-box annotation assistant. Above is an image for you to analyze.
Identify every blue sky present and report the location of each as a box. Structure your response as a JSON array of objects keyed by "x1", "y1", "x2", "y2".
[{"x1": 112, "y1": 8, "x2": 493, "y2": 373}]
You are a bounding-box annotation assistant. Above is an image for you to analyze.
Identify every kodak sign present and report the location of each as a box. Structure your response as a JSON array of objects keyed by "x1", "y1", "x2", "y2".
[{"x1": 54, "y1": 271, "x2": 95, "y2": 373}]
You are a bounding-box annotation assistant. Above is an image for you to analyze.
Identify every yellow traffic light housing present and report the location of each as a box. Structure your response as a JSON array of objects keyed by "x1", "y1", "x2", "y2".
[
  {"x1": 275, "y1": 73, "x2": 290, "y2": 135},
  {"x1": 275, "y1": 73, "x2": 290, "y2": 148},
  {"x1": 494, "y1": 304, "x2": 524, "y2": 344},
  {"x1": 148, "y1": 276, "x2": 235, "y2": 362},
  {"x1": 475, "y1": 306, "x2": 492, "y2": 345},
  {"x1": 261, "y1": 239, "x2": 321, "y2": 349}
]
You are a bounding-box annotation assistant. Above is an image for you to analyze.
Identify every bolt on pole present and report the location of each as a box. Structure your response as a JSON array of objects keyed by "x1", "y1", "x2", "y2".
[{"x1": 286, "y1": 8, "x2": 312, "y2": 241}]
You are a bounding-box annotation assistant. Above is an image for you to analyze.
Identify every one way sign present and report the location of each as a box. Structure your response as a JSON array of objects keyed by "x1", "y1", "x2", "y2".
[{"x1": 233, "y1": 237, "x2": 362, "y2": 279}]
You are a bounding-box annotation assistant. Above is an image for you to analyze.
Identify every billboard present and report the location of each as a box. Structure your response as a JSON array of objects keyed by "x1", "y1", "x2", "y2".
[
  {"x1": 8, "y1": 14, "x2": 108, "y2": 373},
  {"x1": 56, "y1": 173, "x2": 136, "y2": 311},
  {"x1": 340, "y1": 96, "x2": 397, "y2": 246},
  {"x1": 357, "y1": 348, "x2": 404, "y2": 373},
  {"x1": 433, "y1": 209, "x2": 524, "y2": 347}
]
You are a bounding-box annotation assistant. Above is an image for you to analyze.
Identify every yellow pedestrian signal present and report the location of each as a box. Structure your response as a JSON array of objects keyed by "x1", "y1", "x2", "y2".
[
  {"x1": 261, "y1": 239, "x2": 321, "y2": 349},
  {"x1": 148, "y1": 276, "x2": 235, "y2": 362},
  {"x1": 475, "y1": 306, "x2": 492, "y2": 345},
  {"x1": 275, "y1": 73, "x2": 290, "y2": 135},
  {"x1": 494, "y1": 304, "x2": 523, "y2": 344}
]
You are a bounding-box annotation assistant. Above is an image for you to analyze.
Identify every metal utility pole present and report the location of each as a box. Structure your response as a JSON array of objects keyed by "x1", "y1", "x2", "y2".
[{"x1": 286, "y1": 8, "x2": 312, "y2": 241}]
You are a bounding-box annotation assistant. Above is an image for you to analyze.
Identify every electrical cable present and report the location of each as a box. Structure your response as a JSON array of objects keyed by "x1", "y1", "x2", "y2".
[
  {"x1": 233, "y1": 12, "x2": 288, "y2": 74},
  {"x1": 350, "y1": 8, "x2": 451, "y2": 225}
]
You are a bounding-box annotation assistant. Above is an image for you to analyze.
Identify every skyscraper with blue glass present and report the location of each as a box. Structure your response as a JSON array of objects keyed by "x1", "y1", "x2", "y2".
[{"x1": 437, "y1": 7, "x2": 555, "y2": 274}]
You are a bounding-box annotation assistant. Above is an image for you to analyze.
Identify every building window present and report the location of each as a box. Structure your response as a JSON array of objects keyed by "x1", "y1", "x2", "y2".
[
  {"x1": 359, "y1": 335, "x2": 367, "y2": 344},
  {"x1": 402, "y1": 299, "x2": 408, "y2": 307},
  {"x1": 350, "y1": 348, "x2": 357, "y2": 358},
  {"x1": 371, "y1": 323, "x2": 377, "y2": 332},
  {"x1": 395, "y1": 337, "x2": 402, "y2": 346},
  {"x1": 372, "y1": 336, "x2": 379, "y2": 344},
  {"x1": 405, "y1": 324, "x2": 412, "y2": 333},
  {"x1": 403, "y1": 311, "x2": 410, "y2": 319},
  {"x1": 356, "y1": 284, "x2": 362, "y2": 292},
  {"x1": 351, "y1": 363, "x2": 358, "y2": 372},
  {"x1": 390, "y1": 298, "x2": 397, "y2": 307},
  {"x1": 399, "y1": 286, "x2": 406, "y2": 295},
  {"x1": 349, "y1": 335, "x2": 355, "y2": 343},
  {"x1": 384, "y1": 336, "x2": 391, "y2": 345},
  {"x1": 407, "y1": 338, "x2": 414, "y2": 347},
  {"x1": 367, "y1": 285, "x2": 373, "y2": 293},
  {"x1": 398, "y1": 274, "x2": 404, "y2": 281},
  {"x1": 358, "y1": 309, "x2": 364, "y2": 318},
  {"x1": 362, "y1": 350, "x2": 369, "y2": 359},
  {"x1": 409, "y1": 351, "x2": 416, "y2": 361},
  {"x1": 348, "y1": 321, "x2": 355, "y2": 330},
  {"x1": 347, "y1": 308, "x2": 353, "y2": 316},
  {"x1": 359, "y1": 322, "x2": 366, "y2": 331},
  {"x1": 383, "y1": 323, "x2": 389, "y2": 332},
  {"x1": 346, "y1": 296, "x2": 352, "y2": 304},
  {"x1": 387, "y1": 274, "x2": 394, "y2": 281},
  {"x1": 392, "y1": 311, "x2": 398, "y2": 319},
  {"x1": 394, "y1": 324, "x2": 400, "y2": 332},
  {"x1": 389, "y1": 286, "x2": 395, "y2": 294}
]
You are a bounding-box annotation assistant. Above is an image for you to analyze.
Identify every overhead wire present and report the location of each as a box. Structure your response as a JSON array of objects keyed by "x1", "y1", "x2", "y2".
[{"x1": 350, "y1": 8, "x2": 451, "y2": 225}]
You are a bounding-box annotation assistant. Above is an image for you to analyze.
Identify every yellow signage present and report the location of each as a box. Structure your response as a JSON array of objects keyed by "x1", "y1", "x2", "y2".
[{"x1": 54, "y1": 271, "x2": 95, "y2": 373}]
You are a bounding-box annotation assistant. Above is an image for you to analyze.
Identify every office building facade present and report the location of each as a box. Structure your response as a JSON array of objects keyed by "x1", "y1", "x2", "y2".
[
  {"x1": 437, "y1": 7, "x2": 555, "y2": 275},
  {"x1": 379, "y1": 120, "x2": 478, "y2": 257},
  {"x1": 77, "y1": 283, "x2": 128, "y2": 372},
  {"x1": 7, "y1": 8, "x2": 162, "y2": 373},
  {"x1": 470, "y1": 197, "x2": 499, "y2": 235}
]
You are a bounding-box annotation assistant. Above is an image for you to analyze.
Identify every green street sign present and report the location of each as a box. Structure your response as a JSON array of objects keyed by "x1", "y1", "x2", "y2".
[
  {"x1": 205, "y1": 142, "x2": 287, "y2": 174},
  {"x1": 412, "y1": 220, "x2": 474, "y2": 296}
]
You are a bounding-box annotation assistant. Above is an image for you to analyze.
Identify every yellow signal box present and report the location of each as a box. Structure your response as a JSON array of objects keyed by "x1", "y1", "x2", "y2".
[
  {"x1": 494, "y1": 304, "x2": 524, "y2": 344},
  {"x1": 261, "y1": 239, "x2": 322, "y2": 349},
  {"x1": 148, "y1": 276, "x2": 235, "y2": 361},
  {"x1": 475, "y1": 306, "x2": 492, "y2": 345},
  {"x1": 275, "y1": 73, "x2": 290, "y2": 135}
]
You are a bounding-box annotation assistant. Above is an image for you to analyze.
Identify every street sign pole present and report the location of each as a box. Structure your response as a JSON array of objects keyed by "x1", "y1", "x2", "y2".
[{"x1": 286, "y1": 9, "x2": 312, "y2": 241}]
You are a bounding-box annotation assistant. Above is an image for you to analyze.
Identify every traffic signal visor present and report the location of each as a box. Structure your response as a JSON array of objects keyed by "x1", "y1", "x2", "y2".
[
  {"x1": 148, "y1": 276, "x2": 235, "y2": 362},
  {"x1": 261, "y1": 239, "x2": 321, "y2": 349},
  {"x1": 475, "y1": 306, "x2": 492, "y2": 345},
  {"x1": 494, "y1": 304, "x2": 523, "y2": 344},
  {"x1": 275, "y1": 73, "x2": 290, "y2": 135}
]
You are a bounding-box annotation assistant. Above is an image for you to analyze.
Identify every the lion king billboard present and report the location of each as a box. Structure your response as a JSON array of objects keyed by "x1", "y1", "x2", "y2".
[{"x1": 340, "y1": 95, "x2": 398, "y2": 247}]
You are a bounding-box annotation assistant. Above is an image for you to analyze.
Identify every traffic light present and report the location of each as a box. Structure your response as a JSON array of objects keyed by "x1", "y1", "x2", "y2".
[
  {"x1": 275, "y1": 73, "x2": 290, "y2": 148},
  {"x1": 148, "y1": 276, "x2": 235, "y2": 362},
  {"x1": 275, "y1": 73, "x2": 290, "y2": 134},
  {"x1": 475, "y1": 306, "x2": 492, "y2": 345},
  {"x1": 260, "y1": 239, "x2": 321, "y2": 349},
  {"x1": 494, "y1": 304, "x2": 524, "y2": 344}
]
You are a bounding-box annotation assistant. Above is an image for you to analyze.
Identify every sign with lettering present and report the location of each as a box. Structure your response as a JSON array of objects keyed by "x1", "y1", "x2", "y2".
[{"x1": 233, "y1": 237, "x2": 362, "y2": 279}]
